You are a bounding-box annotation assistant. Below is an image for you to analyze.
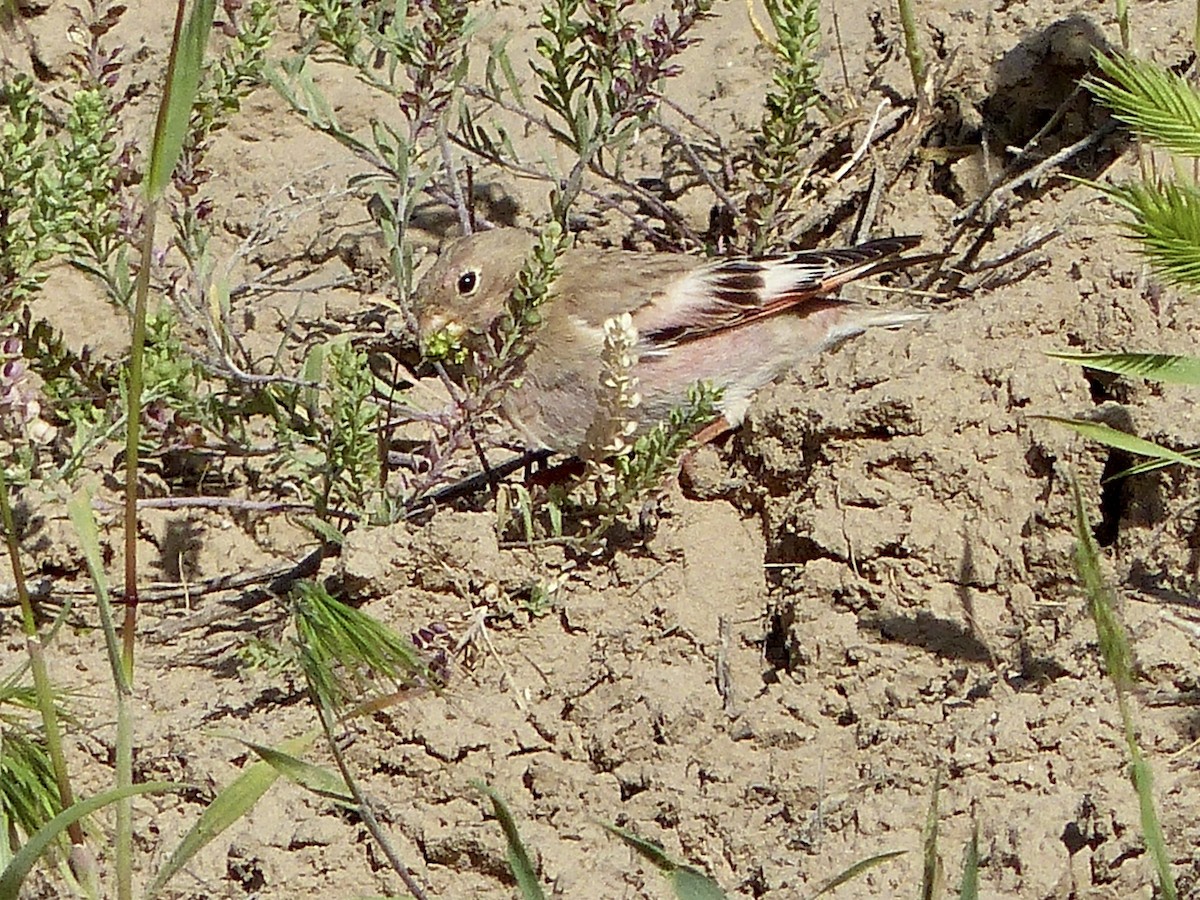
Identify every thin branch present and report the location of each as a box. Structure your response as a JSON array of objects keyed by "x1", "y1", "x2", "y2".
[
  {"x1": 650, "y1": 117, "x2": 739, "y2": 215},
  {"x1": 437, "y1": 116, "x2": 472, "y2": 234},
  {"x1": 315, "y1": 701, "x2": 434, "y2": 900},
  {"x1": 951, "y1": 119, "x2": 1118, "y2": 233},
  {"x1": 832, "y1": 98, "x2": 890, "y2": 182}
]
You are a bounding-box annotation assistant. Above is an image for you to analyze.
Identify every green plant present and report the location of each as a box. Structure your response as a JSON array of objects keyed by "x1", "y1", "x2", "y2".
[
  {"x1": 1070, "y1": 480, "x2": 1177, "y2": 899},
  {"x1": 280, "y1": 0, "x2": 475, "y2": 296},
  {"x1": 475, "y1": 780, "x2": 730, "y2": 900},
  {"x1": 1044, "y1": 352, "x2": 1200, "y2": 475},
  {"x1": 1048, "y1": 56, "x2": 1200, "y2": 467},
  {"x1": 563, "y1": 317, "x2": 720, "y2": 547},
  {"x1": 1083, "y1": 54, "x2": 1200, "y2": 286},
  {"x1": 290, "y1": 579, "x2": 434, "y2": 899},
  {"x1": 0, "y1": 686, "x2": 65, "y2": 865},
  {"x1": 895, "y1": 0, "x2": 927, "y2": 101},
  {"x1": 0, "y1": 2, "x2": 140, "y2": 314},
  {"x1": 316, "y1": 341, "x2": 382, "y2": 517},
  {"x1": 496, "y1": 317, "x2": 720, "y2": 550},
  {"x1": 456, "y1": 0, "x2": 718, "y2": 236},
  {"x1": 1038, "y1": 47, "x2": 1189, "y2": 900},
  {"x1": 0, "y1": 75, "x2": 99, "y2": 312},
  {"x1": 0, "y1": 3, "x2": 225, "y2": 897},
  {"x1": 746, "y1": 0, "x2": 822, "y2": 252}
]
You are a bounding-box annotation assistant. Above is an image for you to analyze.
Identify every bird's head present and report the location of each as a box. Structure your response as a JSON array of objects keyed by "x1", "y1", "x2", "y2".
[{"x1": 412, "y1": 229, "x2": 531, "y2": 359}]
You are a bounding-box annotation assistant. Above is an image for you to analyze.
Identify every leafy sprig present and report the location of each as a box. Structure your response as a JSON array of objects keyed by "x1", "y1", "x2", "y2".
[
  {"x1": 462, "y1": 0, "x2": 713, "y2": 222},
  {"x1": 319, "y1": 341, "x2": 382, "y2": 518},
  {"x1": 0, "y1": 77, "x2": 81, "y2": 311},
  {"x1": 501, "y1": 310, "x2": 720, "y2": 549},
  {"x1": 1080, "y1": 53, "x2": 1200, "y2": 290},
  {"x1": 747, "y1": 0, "x2": 821, "y2": 252},
  {"x1": 1048, "y1": 54, "x2": 1200, "y2": 480},
  {"x1": 1083, "y1": 52, "x2": 1200, "y2": 159}
]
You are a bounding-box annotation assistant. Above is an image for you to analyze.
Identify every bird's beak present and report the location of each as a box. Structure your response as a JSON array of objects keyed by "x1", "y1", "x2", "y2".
[
  {"x1": 418, "y1": 315, "x2": 467, "y2": 361},
  {"x1": 416, "y1": 312, "x2": 444, "y2": 346}
]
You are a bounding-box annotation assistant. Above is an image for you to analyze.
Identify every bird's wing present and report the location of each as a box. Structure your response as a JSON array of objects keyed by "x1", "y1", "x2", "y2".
[
  {"x1": 629, "y1": 236, "x2": 925, "y2": 353},
  {"x1": 550, "y1": 247, "x2": 702, "y2": 324}
]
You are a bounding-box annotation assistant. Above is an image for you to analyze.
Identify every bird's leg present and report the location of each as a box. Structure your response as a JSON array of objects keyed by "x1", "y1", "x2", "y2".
[
  {"x1": 689, "y1": 414, "x2": 733, "y2": 447},
  {"x1": 466, "y1": 423, "x2": 500, "y2": 494}
]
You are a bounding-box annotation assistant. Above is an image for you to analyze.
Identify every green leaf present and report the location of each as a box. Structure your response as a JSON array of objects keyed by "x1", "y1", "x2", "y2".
[
  {"x1": 812, "y1": 850, "x2": 907, "y2": 896},
  {"x1": 1085, "y1": 53, "x2": 1200, "y2": 158},
  {"x1": 472, "y1": 782, "x2": 545, "y2": 900},
  {"x1": 959, "y1": 824, "x2": 979, "y2": 900},
  {"x1": 669, "y1": 866, "x2": 728, "y2": 900},
  {"x1": 1094, "y1": 180, "x2": 1200, "y2": 290},
  {"x1": 0, "y1": 781, "x2": 181, "y2": 900},
  {"x1": 920, "y1": 772, "x2": 942, "y2": 900},
  {"x1": 1115, "y1": 447, "x2": 1200, "y2": 478},
  {"x1": 1070, "y1": 479, "x2": 1177, "y2": 900},
  {"x1": 1039, "y1": 416, "x2": 1200, "y2": 469},
  {"x1": 143, "y1": 734, "x2": 317, "y2": 899},
  {"x1": 601, "y1": 821, "x2": 675, "y2": 871},
  {"x1": 67, "y1": 489, "x2": 128, "y2": 691},
  {"x1": 147, "y1": 0, "x2": 217, "y2": 199},
  {"x1": 303, "y1": 516, "x2": 346, "y2": 547},
  {"x1": 1046, "y1": 350, "x2": 1200, "y2": 385},
  {"x1": 239, "y1": 737, "x2": 352, "y2": 804},
  {"x1": 600, "y1": 823, "x2": 728, "y2": 899}
]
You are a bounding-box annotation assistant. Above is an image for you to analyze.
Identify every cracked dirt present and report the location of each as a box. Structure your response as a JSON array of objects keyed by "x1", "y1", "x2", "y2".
[{"x1": 7, "y1": 1, "x2": 1200, "y2": 898}]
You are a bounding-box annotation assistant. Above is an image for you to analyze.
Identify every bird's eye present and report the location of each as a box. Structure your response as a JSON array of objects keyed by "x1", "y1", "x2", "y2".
[{"x1": 456, "y1": 270, "x2": 478, "y2": 296}]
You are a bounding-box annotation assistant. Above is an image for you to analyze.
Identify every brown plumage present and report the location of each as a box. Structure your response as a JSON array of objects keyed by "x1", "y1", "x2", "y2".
[{"x1": 413, "y1": 229, "x2": 930, "y2": 454}]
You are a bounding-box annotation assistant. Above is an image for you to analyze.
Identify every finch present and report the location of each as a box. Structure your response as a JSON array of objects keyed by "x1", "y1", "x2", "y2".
[{"x1": 412, "y1": 228, "x2": 930, "y2": 455}]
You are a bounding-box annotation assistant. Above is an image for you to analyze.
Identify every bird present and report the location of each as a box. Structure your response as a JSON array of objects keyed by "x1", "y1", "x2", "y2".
[{"x1": 412, "y1": 228, "x2": 931, "y2": 457}]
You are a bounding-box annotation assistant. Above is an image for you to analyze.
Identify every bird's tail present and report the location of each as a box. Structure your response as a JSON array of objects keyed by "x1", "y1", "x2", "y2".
[{"x1": 822, "y1": 309, "x2": 929, "y2": 350}]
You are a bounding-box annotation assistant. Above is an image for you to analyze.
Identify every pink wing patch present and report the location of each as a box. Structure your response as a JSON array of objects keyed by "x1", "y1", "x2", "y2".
[{"x1": 632, "y1": 236, "x2": 924, "y2": 353}]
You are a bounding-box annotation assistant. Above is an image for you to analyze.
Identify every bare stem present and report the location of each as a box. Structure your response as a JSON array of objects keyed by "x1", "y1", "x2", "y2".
[{"x1": 896, "y1": 0, "x2": 927, "y2": 100}]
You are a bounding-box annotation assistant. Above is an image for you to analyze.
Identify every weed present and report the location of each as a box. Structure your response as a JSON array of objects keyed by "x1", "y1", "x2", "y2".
[
  {"x1": 1071, "y1": 480, "x2": 1177, "y2": 899},
  {"x1": 1041, "y1": 43, "x2": 1194, "y2": 900},
  {"x1": 747, "y1": 0, "x2": 822, "y2": 252},
  {"x1": 1049, "y1": 56, "x2": 1200, "y2": 470}
]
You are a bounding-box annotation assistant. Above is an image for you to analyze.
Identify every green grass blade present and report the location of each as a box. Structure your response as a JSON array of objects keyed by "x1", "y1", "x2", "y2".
[
  {"x1": 600, "y1": 821, "x2": 675, "y2": 871},
  {"x1": 669, "y1": 865, "x2": 728, "y2": 900},
  {"x1": 1094, "y1": 179, "x2": 1200, "y2": 290},
  {"x1": 920, "y1": 772, "x2": 942, "y2": 900},
  {"x1": 239, "y1": 737, "x2": 352, "y2": 804},
  {"x1": 959, "y1": 824, "x2": 979, "y2": 900},
  {"x1": 1085, "y1": 52, "x2": 1200, "y2": 157},
  {"x1": 1071, "y1": 480, "x2": 1177, "y2": 899},
  {"x1": 1039, "y1": 416, "x2": 1200, "y2": 469},
  {"x1": 144, "y1": 733, "x2": 316, "y2": 899},
  {"x1": 0, "y1": 781, "x2": 180, "y2": 900},
  {"x1": 1071, "y1": 480, "x2": 1133, "y2": 689},
  {"x1": 1116, "y1": 448, "x2": 1200, "y2": 478},
  {"x1": 600, "y1": 822, "x2": 727, "y2": 898},
  {"x1": 146, "y1": 0, "x2": 217, "y2": 199},
  {"x1": 1046, "y1": 350, "x2": 1200, "y2": 385},
  {"x1": 66, "y1": 490, "x2": 127, "y2": 693},
  {"x1": 472, "y1": 782, "x2": 544, "y2": 900},
  {"x1": 1129, "y1": 748, "x2": 1177, "y2": 900},
  {"x1": 812, "y1": 850, "x2": 907, "y2": 896}
]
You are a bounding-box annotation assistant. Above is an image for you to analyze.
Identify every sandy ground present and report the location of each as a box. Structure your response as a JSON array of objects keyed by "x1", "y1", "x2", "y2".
[{"x1": 6, "y1": 0, "x2": 1200, "y2": 898}]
